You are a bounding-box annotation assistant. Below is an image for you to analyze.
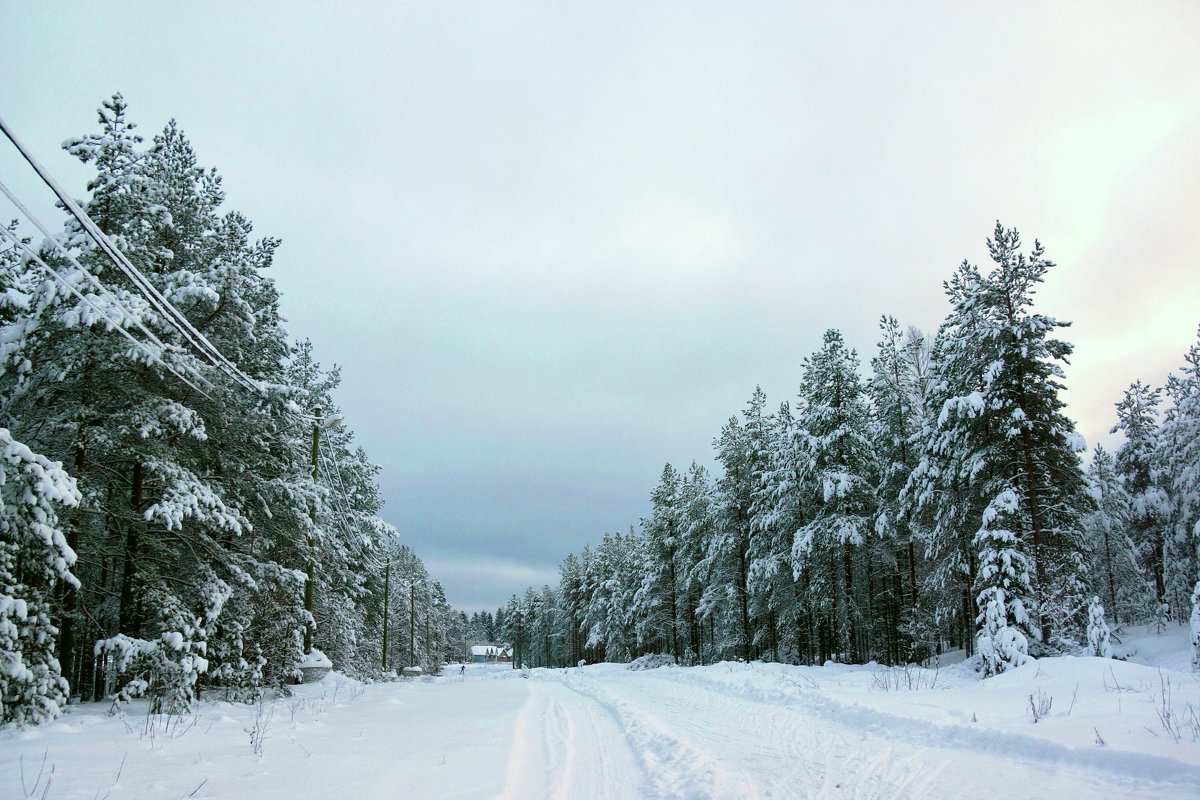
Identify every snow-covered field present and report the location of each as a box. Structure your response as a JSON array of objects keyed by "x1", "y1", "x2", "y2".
[{"x1": 3, "y1": 628, "x2": 1198, "y2": 799}]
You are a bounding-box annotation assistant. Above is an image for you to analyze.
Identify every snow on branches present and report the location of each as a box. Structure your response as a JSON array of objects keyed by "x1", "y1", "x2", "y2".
[{"x1": 0, "y1": 428, "x2": 80, "y2": 726}]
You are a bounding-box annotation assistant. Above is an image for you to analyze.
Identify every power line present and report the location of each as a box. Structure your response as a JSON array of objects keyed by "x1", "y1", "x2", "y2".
[
  {"x1": 0, "y1": 114, "x2": 262, "y2": 395},
  {"x1": 0, "y1": 177, "x2": 219, "y2": 396},
  {"x1": 0, "y1": 223, "x2": 215, "y2": 400},
  {"x1": 1, "y1": 119, "x2": 363, "y2": 453}
]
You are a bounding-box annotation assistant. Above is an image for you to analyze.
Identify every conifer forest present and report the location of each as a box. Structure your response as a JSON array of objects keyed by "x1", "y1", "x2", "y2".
[
  {"x1": 2, "y1": 96, "x2": 1199, "y2": 731},
  {"x1": 498, "y1": 300, "x2": 1200, "y2": 675},
  {"x1": 0, "y1": 98, "x2": 467, "y2": 725}
]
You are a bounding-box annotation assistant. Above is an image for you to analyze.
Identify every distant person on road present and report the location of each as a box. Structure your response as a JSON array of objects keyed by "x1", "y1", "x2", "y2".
[{"x1": 460, "y1": 663, "x2": 466, "y2": 676}]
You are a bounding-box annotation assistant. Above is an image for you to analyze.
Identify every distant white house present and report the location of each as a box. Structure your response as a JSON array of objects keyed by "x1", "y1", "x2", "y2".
[{"x1": 470, "y1": 644, "x2": 512, "y2": 663}]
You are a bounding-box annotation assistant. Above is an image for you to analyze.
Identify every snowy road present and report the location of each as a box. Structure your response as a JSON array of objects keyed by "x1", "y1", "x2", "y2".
[{"x1": 2, "y1": 659, "x2": 1198, "y2": 799}]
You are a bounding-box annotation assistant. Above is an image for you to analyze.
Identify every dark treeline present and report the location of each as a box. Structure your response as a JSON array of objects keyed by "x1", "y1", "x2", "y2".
[
  {"x1": 0, "y1": 97, "x2": 465, "y2": 726},
  {"x1": 501, "y1": 228, "x2": 1200, "y2": 676}
]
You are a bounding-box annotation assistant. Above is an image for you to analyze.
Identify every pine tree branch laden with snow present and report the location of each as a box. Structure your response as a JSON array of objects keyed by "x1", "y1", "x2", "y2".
[
  {"x1": 974, "y1": 489, "x2": 1033, "y2": 675},
  {"x1": 0, "y1": 428, "x2": 80, "y2": 726}
]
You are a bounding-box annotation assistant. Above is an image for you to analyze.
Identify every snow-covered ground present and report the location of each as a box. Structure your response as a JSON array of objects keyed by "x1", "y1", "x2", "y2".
[{"x1": 3, "y1": 627, "x2": 1198, "y2": 799}]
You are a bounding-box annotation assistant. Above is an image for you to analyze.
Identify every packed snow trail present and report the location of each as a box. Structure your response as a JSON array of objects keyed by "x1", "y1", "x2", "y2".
[{"x1": 498, "y1": 677, "x2": 645, "y2": 799}]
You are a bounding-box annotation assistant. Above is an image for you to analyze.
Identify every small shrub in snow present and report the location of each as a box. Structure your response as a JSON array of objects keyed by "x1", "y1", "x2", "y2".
[
  {"x1": 870, "y1": 662, "x2": 941, "y2": 691},
  {"x1": 1027, "y1": 689, "x2": 1053, "y2": 723},
  {"x1": 1087, "y1": 596, "x2": 1112, "y2": 658},
  {"x1": 1152, "y1": 670, "x2": 1192, "y2": 744},
  {"x1": 1156, "y1": 601, "x2": 1170, "y2": 634},
  {"x1": 245, "y1": 695, "x2": 274, "y2": 757},
  {"x1": 626, "y1": 654, "x2": 677, "y2": 671}
]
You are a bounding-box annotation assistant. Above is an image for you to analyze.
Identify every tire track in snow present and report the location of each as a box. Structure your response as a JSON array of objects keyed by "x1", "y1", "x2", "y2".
[
  {"x1": 556, "y1": 674, "x2": 746, "y2": 799},
  {"x1": 498, "y1": 676, "x2": 647, "y2": 800}
]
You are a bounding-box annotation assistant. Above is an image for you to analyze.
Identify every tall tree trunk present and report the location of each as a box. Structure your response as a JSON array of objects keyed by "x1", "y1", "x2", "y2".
[
  {"x1": 737, "y1": 527, "x2": 751, "y2": 662},
  {"x1": 1019, "y1": 427, "x2": 1048, "y2": 640},
  {"x1": 842, "y1": 544, "x2": 856, "y2": 662},
  {"x1": 118, "y1": 461, "x2": 143, "y2": 636}
]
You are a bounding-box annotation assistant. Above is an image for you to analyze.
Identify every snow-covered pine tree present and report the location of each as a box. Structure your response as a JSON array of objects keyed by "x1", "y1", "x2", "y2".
[
  {"x1": 1156, "y1": 328, "x2": 1200, "y2": 668},
  {"x1": 583, "y1": 530, "x2": 641, "y2": 663},
  {"x1": 0, "y1": 96, "x2": 416, "y2": 713},
  {"x1": 638, "y1": 464, "x2": 684, "y2": 659},
  {"x1": 870, "y1": 317, "x2": 934, "y2": 663},
  {"x1": 557, "y1": 553, "x2": 585, "y2": 665},
  {"x1": 1083, "y1": 446, "x2": 1151, "y2": 625},
  {"x1": 909, "y1": 224, "x2": 1090, "y2": 672},
  {"x1": 2, "y1": 96, "x2": 258, "y2": 707},
  {"x1": 0, "y1": 430, "x2": 80, "y2": 725},
  {"x1": 1112, "y1": 381, "x2": 1171, "y2": 619},
  {"x1": 711, "y1": 388, "x2": 769, "y2": 662},
  {"x1": 791, "y1": 329, "x2": 877, "y2": 663},
  {"x1": 677, "y1": 462, "x2": 714, "y2": 663},
  {"x1": 751, "y1": 400, "x2": 811, "y2": 663},
  {"x1": 501, "y1": 594, "x2": 525, "y2": 668}
]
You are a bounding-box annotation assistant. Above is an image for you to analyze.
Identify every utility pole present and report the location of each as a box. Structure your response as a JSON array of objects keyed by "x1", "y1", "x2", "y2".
[
  {"x1": 303, "y1": 407, "x2": 322, "y2": 655},
  {"x1": 382, "y1": 558, "x2": 390, "y2": 671}
]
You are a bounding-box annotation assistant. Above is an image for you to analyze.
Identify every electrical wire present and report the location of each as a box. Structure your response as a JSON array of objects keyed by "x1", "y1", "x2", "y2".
[
  {"x1": 2, "y1": 120, "x2": 387, "y2": 498},
  {"x1": 0, "y1": 114, "x2": 262, "y2": 395},
  {"x1": 0, "y1": 177, "x2": 219, "y2": 395},
  {"x1": 0, "y1": 223, "x2": 215, "y2": 400}
]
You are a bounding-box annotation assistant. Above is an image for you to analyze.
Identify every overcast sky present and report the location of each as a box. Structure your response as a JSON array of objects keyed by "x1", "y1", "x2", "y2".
[{"x1": 3, "y1": 1, "x2": 1198, "y2": 613}]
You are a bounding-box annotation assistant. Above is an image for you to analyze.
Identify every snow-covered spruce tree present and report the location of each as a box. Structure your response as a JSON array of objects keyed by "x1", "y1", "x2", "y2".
[
  {"x1": 791, "y1": 330, "x2": 878, "y2": 664},
  {"x1": 1112, "y1": 381, "x2": 1171, "y2": 619},
  {"x1": 1086, "y1": 596, "x2": 1112, "y2": 658},
  {"x1": 1083, "y1": 446, "x2": 1151, "y2": 625},
  {"x1": 0, "y1": 430, "x2": 80, "y2": 725},
  {"x1": 908, "y1": 224, "x2": 1090, "y2": 671}
]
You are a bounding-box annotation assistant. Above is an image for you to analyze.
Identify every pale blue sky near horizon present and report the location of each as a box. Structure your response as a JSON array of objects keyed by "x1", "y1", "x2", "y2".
[{"x1": 2, "y1": 1, "x2": 1198, "y2": 613}]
